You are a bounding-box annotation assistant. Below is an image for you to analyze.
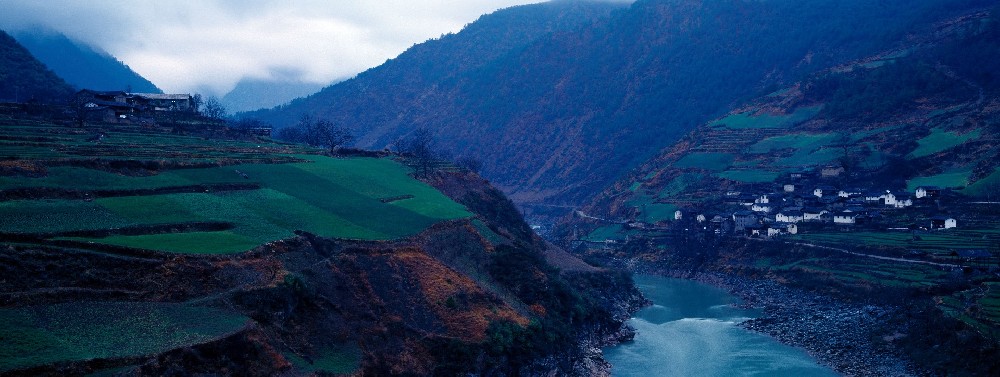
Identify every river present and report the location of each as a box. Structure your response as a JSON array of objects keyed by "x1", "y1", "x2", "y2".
[{"x1": 604, "y1": 275, "x2": 838, "y2": 376}]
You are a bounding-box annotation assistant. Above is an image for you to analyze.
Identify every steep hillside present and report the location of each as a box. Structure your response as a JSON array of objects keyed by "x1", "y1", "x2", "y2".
[
  {"x1": 12, "y1": 30, "x2": 161, "y2": 93},
  {"x1": 0, "y1": 30, "x2": 74, "y2": 103},
  {"x1": 574, "y1": 7, "x2": 1000, "y2": 227},
  {"x1": 251, "y1": 0, "x2": 995, "y2": 211},
  {"x1": 0, "y1": 109, "x2": 643, "y2": 375}
]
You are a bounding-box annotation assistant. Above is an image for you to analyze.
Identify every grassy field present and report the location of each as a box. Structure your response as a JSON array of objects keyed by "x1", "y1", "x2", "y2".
[
  {"x1": 672, "y1": 153, "x2": 734, "y2": 171},
  {"x1": 906, "y1": 170, "x2": 971, "y2": 191},
  {"x1": 0, "y1": 302, "x2": 248, "y2": 372},
  {"x1": 715, "y1": 169, "x2": 781, "y2": 183},
  {"x1": 788, "y1": 229, "x2": 999, "y2": 257},
  {"x1": 963, "y1": 168, "x2": 1000, "y2": 198},
  {"x1": 749, "y1": 133, "x2": 837, "y2": 153},
  {"x1": 711, "y1": 105, "x2": 821, "y2": 129},
  {"x1": 768, "y1": 257, "x2": 951, "y2": 288},
  {"x1": 42, "y1": 157, "x2": 472, "y2": 253},
  {"x1": 908, "y1": 128, "x2": 981, "y2": 158},
  {"x1": 284, "y1": 344, "x2": 362, "y2": 375},
  {"x1": 0, "y1": 119, "x2": 471, "y2": 254}
]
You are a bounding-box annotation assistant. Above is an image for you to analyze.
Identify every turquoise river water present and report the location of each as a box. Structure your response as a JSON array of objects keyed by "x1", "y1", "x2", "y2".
[{"x1": 604, "y1": 275, "x2": 838, "y2": 376}]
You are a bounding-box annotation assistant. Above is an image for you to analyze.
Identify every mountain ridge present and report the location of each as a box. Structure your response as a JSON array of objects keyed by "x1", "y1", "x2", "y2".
[
  {"x1": 12, "y1": 29, "x2": 161, "y2": 93},
  {"x1": 250, "y1": 0, "x2": 996, "y2": 214}
]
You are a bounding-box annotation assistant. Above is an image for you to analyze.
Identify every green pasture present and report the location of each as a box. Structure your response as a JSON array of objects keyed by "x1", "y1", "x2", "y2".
[
  {"x1": 583, "y1": 224, "x2": 628, "y2": 242},
  {"x1": 627, "y1": 192, "x2": 678, "y2": 223},
  {"x1": 711, "y1": 105, "x2": 821, "y2": 129},
  {"x1": 715, "y1": 169, "x2": 780, "y2": 183},
  {"x1": 2, "y1": 156, "x2": 472, "y2": 254},
  {"x1": 964, "y1": 168, "x2": 1000, "y2": 198},
  {"x1": 906, "y1": 170, "x2": 971, "y2": 191},
  {"x1": 766, "y1": 257, "x2": 950, "y2": 288},
  {"x1": 908, "y1": 128, "x2": 980, "y2": 158},
  {"x1": 672, "y1": 153, "x2": 734, "y2": 171},
  {"x1": 657, "y1": 173, "x2": 704, "y2": 198},
  {"x1": 749, "y1": 133, "x2": 837, "y2": 153},
  {"x1": 789, "y1": 230, "x2": 997, "y2": 256},
  {"x1": 284, "y1": 344, "x2": 362, "y2": 375},
  {"x1": 0, "y1": 302, "x2": 247, "y2": 372}
]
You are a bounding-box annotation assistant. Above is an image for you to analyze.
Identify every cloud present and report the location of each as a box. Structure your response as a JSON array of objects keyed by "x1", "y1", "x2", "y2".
[{"x1": 0, "y1": 0, "x2": 552, "y2": 95}]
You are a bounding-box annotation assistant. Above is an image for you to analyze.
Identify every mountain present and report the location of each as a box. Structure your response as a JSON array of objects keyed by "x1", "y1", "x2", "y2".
[
  {"x1": 0, "y1": 29, "x2": 74, "y2": 102},
  {"x1": 557, "y1": 8, "x2": 1000, "y2": 375},
  {"x1": 12, "y1": 29, "x2": 161, "y2": 93},
  {"x1": 222, "y1": 78, "x2": 327, "y2": 113},
  {"x1": 250, "y1": 0, "x2": 996, "y2": 213},
  {"x1": 572, "y1": 6, "x2": 1000, "y2": 226},
  {"x1": 0, "y1": 108, "x2": 643, "y2": 375}
]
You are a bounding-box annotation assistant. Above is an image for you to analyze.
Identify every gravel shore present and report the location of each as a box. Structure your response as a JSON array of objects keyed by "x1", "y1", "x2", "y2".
[{"x1": 656, "y1": 270, "x2": 925, "y2": 377}]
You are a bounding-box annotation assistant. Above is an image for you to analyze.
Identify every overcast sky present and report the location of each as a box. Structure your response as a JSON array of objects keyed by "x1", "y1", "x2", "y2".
[{"x1": 0, "y1": 1, "x2": 555, "y2": 95}]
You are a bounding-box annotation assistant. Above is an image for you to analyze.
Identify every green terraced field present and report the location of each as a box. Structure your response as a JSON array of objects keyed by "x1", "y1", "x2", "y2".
[
  {"x1": 672, "y1": 153, "x2": 734, "y2": 171},
  {"x1": 789, "y1": 230, "x2": 999, "y2": 256},
  {"x1": 0, "y1": 302, "x2": 248, "y2": 372},
  {"x1": 767, "y1": 257, "x2": 951, "y2": 288},
  {"x1": 906, "y1": 170, "x2": 971, "y2": 191},
  {"x1": 0, "y1": 120, "x2": 471, "y2": 254},
  {"x1": 711, "y1": 105, "x2": 821, "y2": 129},
  {"x1": 715, "y1": 169, "x2": 781, "y2": 183},
  {"x1": 908, "y1": 128, "x2": 981, "y2": 158}
]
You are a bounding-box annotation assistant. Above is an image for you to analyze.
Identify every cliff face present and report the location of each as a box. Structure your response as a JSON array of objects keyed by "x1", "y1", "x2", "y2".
[{"x1": 1, "y1": 167, "x2": 644, "y2": 376}]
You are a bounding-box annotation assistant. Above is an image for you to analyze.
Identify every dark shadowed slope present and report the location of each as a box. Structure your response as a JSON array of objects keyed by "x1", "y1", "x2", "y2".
[
  {"x1": 0, "y1": 29, "x2": 74, "y2": 103},
  {"x1": 13, "y1": 29, "x2": 161, "y2": 93}
]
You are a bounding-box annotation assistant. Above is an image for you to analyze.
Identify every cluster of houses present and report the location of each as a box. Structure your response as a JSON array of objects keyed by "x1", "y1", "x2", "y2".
[
  {"x1": 652, "y1": 183, "x2": 957, "y2": 239},
  {"x1": 75, "y1": 89, "x2": 196, "y2": 121}
]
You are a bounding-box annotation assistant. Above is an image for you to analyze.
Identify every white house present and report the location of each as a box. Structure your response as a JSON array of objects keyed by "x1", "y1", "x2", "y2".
[
  {"x1": 894, "y1": 195, "x2": 913, "y2": 208},
  {"x1": 751, "y1": 203, "x2": 773, "y2": 213},
  {"x1": 833, "y1": 211, "x2": 858, "y2": 224},
  {"x1": 675, "y1": 210, "x2": 684, "y2": 220},
  {"x1": 696, "y1": 214, "x2": 706, "y2": 223},
  {"x1": 775, "y1": 210, "x2": 804, "y2": 223},
  {"x1": 916, "y1": 186, "x2": 942, "y2": 199},
  {"x1": 768, "y1": 223, "x2": 798, "y2": 236},
  {"x1": 755, "y1": 194, "x2": 771, "y2": 204},
  {"x1": 802, "y1": 208, "x2": 827, "y2": 222},
  {"x1": 838, "y1": 188, "x2": 863, "y2": 198},
  {"x1": 931, "y1": 216, "x2": 957, "y2": 229}
]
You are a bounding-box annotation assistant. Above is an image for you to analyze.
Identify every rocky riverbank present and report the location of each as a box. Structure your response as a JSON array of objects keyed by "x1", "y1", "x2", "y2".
[{"x1": 653, "y1": 270, "x2": 924, "y2": 377}]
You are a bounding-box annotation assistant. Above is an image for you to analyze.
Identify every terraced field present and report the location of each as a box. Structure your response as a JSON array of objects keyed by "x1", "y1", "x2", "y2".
[
  {"x1": 0, "y1": 118, "x2": 471, "y2": 254},
  {"x1": 0, "y1": 302, "x2": 248, "y2": 372},
  {"x1": 788, "y1": 230, "x2": 1000, "y2": 258}
]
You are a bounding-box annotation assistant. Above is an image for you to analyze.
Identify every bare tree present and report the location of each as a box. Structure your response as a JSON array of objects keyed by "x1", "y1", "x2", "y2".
[
  {"x1": 275, "y1": 114, "x2": 353, "y2": 153},
  {"x1": 202, "y1": 96, "x2": 227, "y2": 119},
  {"x1": 191, "y1": 93, "x2": 203, "y2": 113},
  {"x1": 397, "y1": 128, "x2": 438, "y2": 177}
]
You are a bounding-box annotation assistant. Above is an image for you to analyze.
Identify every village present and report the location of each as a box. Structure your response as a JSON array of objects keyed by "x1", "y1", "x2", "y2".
[{"x1": 622, "y1": 164, "x2": 965, "y2": 241}]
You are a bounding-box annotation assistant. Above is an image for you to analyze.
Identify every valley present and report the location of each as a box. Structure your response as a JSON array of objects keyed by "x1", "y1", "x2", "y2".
[{"x1": 4, "y1": 0, "x2": 1000, "y2": 375}]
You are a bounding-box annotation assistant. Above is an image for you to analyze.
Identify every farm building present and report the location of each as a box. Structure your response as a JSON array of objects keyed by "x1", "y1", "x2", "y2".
[
  {"x1": 733, "y1": 211, "x2": 759, "y2": 231},
  {"x1": 930, "y1": 216, "x2": 957, "y2": 229},
  {"x1": 134, "y1": 93, "x2": 196, "y2": 112},
  {"x1": 821, "y1": 165, "x2": 845, "y2": 177},
  {"x1": 834, "y1": 211, "x2": 859, "y2": 224},
  {"x1": 915, "y1": 186, "x2": 942, "y2": 199},
  {"x1": 775, "y1": 210, "x2": 804, "y2": 223},
  {"x1": 813, "y1": 185, "x2": 838, "y2": 198}
]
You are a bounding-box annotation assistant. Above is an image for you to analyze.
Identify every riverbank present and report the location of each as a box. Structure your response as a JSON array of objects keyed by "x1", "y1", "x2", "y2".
[{"x1": 648, "y1": 269, "x2": 923, "y2": 377}]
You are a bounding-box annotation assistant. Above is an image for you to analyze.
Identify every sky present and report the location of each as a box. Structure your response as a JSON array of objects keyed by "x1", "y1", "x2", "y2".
[{"x1": 0, "y1": 1, "x2": 552, "y2": 96}]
